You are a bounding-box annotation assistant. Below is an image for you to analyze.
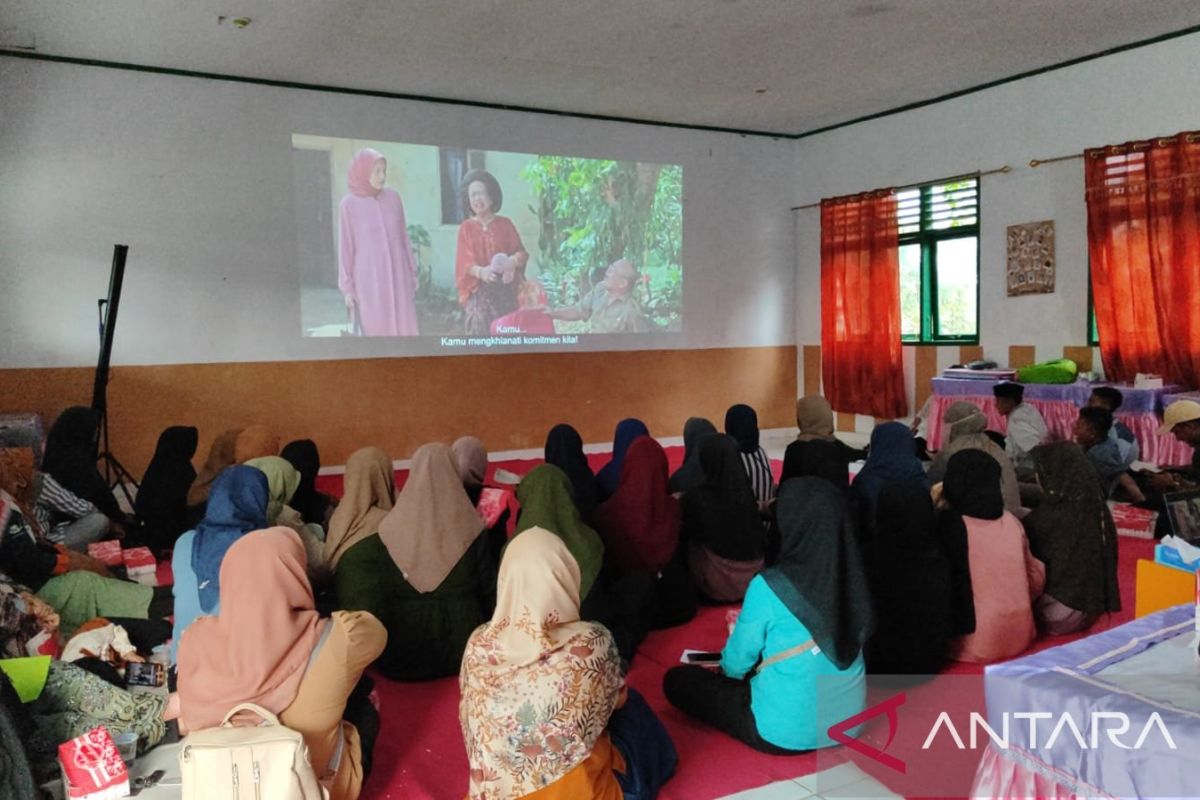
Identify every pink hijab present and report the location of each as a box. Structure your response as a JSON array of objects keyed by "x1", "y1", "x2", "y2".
[
  {"x1": 177, "y1": 527, "x2": 321, "y2": 731},
  {"x1": 348, "y1": 148, "x2": 385, "y2": 197}
]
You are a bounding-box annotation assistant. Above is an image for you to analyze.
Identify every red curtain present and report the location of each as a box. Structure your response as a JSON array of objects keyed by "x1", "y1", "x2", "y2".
[
  {"x1": 1086, "y1": 131, "x2": 1200, "y2": 386},
  {"x1": 820, "y1": 191, "x2": 908, "y2": 419}
]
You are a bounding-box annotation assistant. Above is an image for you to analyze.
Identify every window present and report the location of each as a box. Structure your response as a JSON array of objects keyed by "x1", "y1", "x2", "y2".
[{"x1": 897, "y1": 178, "x2": 979, "y2": 343}]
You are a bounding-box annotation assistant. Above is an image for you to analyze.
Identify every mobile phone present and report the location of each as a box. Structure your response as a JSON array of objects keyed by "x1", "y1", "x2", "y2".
[
  {"x1": 125, "y1": 662, "x2": 165, "y2": 688},
  {"x1": 684, "y1": 651, "x2": 722, "y2": 664}
]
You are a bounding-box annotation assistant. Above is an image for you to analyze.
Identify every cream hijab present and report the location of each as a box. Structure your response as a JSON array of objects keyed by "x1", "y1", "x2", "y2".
[
  {"x1": 459, "y1": 527, "x2": 623, "y2": 800},
  {"x1": 377, "y1": 443, "x2": 484, "y2": 592},
  {"x1": 451, "y1": 436, "x2": 488, "y2": 487},
  {"x1": 324, "y1": 447, "x2": 395, "y2": 568},
  {"x1": 796, "y1": 395, "x2": 836, "y2": 441}
]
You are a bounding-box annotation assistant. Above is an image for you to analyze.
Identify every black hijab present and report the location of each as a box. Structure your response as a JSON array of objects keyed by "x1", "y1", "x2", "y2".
[
  {"x1": 724, "y1": 404, "x2": 760, "y2": 454},
  {"x1": 1023, "y1": 442, "x2": 1120, "y2": 616},
  {"x1": 762, "y1": 477, "x2": 875, "y2": 670},
  {"x1": 681, "y1": 433, "x2": 764, "y2": 561},
  {"x1": 781, "y1": 439, "x2": 850, "y2": 490},
  {"x1": 864, "y1": 482, "x2": 954, "y2": 674},
  {"x1": 936, "y1": 449, "x2": 1005, "y2": 636},
  {"x1": 281, "y1": 439, "x2": 330, "y2": 525},
  {"x1": 544, "y1": 424, "x2": 599, "y2": 523},
  {"x1": 41, "y1": 406, "x2": 122, "y2": 520},
  {"x1": 134, "y1": 425, "x2": 199, "y2": 551},
  {"x1": 668, "y1": 417, "x2": 717, "y2": 494}
]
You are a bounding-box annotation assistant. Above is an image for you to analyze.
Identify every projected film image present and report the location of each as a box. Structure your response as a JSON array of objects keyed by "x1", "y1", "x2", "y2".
[{"x1": 293, "y1": 135, "x2": 683, "y2": 345}]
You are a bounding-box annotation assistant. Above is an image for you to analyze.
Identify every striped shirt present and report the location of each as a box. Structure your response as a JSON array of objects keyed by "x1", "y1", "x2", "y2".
[
  {"x1": 34, "y1": 472, "x2": 98, "y2": 543},
  {"x1": 739, "y1": 446, "x2": 775, "y2": 506}
]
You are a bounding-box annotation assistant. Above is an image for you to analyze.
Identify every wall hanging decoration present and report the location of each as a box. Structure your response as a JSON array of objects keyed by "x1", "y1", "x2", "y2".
[{"x1": 1006, "y1": 220, "x2": 1055, "y2": 295}]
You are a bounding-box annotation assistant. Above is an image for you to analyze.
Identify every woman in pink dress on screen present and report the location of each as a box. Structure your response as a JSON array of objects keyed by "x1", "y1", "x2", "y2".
[
  {"x1": 338, "y1": 148, "x2": 419, "y2": 336},
  {"x1": 454, "y1": 169, "x2": 529, "y2": 335}
]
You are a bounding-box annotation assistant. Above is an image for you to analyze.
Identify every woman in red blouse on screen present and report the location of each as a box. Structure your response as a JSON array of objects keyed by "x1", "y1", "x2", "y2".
[{"x1": 454, "y1": 169, "x2": 529, "y2": 335}]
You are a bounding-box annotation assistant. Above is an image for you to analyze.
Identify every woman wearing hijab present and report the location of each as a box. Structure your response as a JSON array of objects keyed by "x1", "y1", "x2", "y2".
[
  {"x1": 172, "y1": 465, "x2": 269, "y2": 660},
  {"x1": 594, "y1": 437, "x2": 694, "y2": 630},
  {"x1": 682, "y1": 434, "x2": 766, "y2": 602},
  {"x1": 339, "y1": 148, "x2": 419, "y2": 337},
  {"x1": 514, "y1": 465, "x2": 605, "y2": 600},
  {"x1": 245, "y1": 455, "x2": 326, "y2": 573},
  {"x1": 459, "y1": 528, "x2": 676, "y2": 800},
  {"x1": 668, "y1": 417, "x2": 717, "y2": 495},
  {"x1": 927, "y1": 401, "x2": 1021, "y2": 514},
  {"x1": 177, "y1": 528, "x2": 386, "y2": 800},
  {"x1": 324, "y1": 447, "x2": 395, "y2": 570},
  {"x1": 1023, "y1": 442, "x2": 1120, "y2": 635},
  {"x1": 850, "y1": 422, "x2": 930, "y2": 543},
  {"x1": 452, "y1": 436, "x2": 512, "y2": 567},
  {"x1": 938, "y1": 450, "x2": 1045, "y2": 663},
  {"x1": 783, "y1": 396, "x2": 865, "y2": 491},
  {"x1": 282, "y1": 439, "x2": 336, "y2": 527},
  {"x1": 135, "y1": 425, "x2": 198, "y2": 554},
  {"x1": 336, "y1": 443, "x2": 490, "y2": 680},
  {"x1": 185, "y1": 427, "x2": 242, "y2": 523},
  {"x1": 863, "y1": 483, "x2": 953, "y2": 675},
  {"x1": 41, "y1": 406, "x2": 124, "y2": 523},
  {"x1": 233, "y1": 424, "x2": 280, "y2": 464},
  {"x1": 454, "y1": 169, "x2": 529, "y2": 336},
  {"x1": 665, "y1": 477, "x2": 872, "y2": 753},
  {"x1": 596, "y1": 418, "x2": 650, "y2": 501},
  {"x1": 543, "y1": 424, "x2": 599, "y2": 523},
  {"x1": 724, "y1": 404, "x2": 774, "y2": 508}
]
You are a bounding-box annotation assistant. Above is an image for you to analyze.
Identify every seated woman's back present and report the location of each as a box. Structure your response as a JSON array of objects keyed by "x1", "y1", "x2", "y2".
[
  {"x1": 336, "y1": 443, "x2": 489, "y2": 680},
  {"x1": 460, "y1": 527, "x2": 626, "y2": 800},
  {"x1": 864, "y1": 483, "x2": 953, "y2": 675},
  {"x1": 177, "y1": 527, "x2": 384, "y2": 800},
  {"x1": 938, "y1": 450, "x2": 1045, "y2": 664}
]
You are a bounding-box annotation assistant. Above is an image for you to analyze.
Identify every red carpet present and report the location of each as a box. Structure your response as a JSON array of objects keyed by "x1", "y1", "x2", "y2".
[{"x1": 314, "y1": 449, "x2": 1154, "y2": 799}]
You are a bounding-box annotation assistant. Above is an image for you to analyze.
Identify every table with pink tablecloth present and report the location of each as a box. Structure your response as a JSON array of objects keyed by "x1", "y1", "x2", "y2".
[{"x1": 928, "y1": 377, "x2": 1195, "y2": 466}]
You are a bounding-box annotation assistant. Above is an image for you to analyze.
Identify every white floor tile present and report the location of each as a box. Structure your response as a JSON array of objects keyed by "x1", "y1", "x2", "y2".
[{"x1": 717, "y1": 777, "x2": 815, "y2": 800}]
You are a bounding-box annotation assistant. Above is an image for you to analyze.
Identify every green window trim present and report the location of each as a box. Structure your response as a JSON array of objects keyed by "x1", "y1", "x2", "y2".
[{"x1": 898, "y1": 179, "x2": 981, "y2": 345}]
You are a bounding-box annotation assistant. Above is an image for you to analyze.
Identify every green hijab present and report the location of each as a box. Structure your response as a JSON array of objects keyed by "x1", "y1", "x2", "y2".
[
  {"x1": 244, "y1": 456, "x2": 301, "y2": 523},
  {"x1": 514, "y1": 464, "x2": 604, "y2": 597}
]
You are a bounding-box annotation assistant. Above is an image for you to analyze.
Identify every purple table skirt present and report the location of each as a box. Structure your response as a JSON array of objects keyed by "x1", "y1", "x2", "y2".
[{"x1": 931, "y1": 377, "x2": 1183, "y2": 413}]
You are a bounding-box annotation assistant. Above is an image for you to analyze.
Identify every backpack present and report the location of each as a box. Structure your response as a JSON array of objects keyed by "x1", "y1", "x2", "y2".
[{"x1": 178, "y1": 703, "x2": 327, "y2": 800}]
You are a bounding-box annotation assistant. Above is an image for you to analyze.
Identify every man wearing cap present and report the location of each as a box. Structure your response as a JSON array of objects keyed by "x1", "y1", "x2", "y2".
[
  {"x1": 992, "y1": 382, "x2": 1048, "y2": 476},
  {"x1": 1149, "y1": 399, "x2": 1200, "y2": 492}
]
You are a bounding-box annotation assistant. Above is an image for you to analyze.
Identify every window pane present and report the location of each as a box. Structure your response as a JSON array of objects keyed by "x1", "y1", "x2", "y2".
[
  {"x1": 935, "y1": 237, "x2": 977, "y2": 337},
  {"x1": 899, "y1": 243, "x2": 921, "y2": 339}
]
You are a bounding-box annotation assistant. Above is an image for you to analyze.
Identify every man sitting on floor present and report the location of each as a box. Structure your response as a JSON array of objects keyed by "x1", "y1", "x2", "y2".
[
  {"x1": 992, "y1": 382, "x2": 1047, "y2": 478},
  {"x1": 1074, "y1": 406, "x2": 1142, "y2": 502},
  {"x1": 1147, "y1": 400, "x2": 1200, "y2": 538}
]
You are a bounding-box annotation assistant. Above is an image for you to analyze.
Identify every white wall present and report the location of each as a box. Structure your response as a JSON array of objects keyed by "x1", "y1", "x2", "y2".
[
  {"x1": 0, "y1": 58, "x2": 796, "y2": 368},
  {"x1": 793, "y1": 30, "x2": 1200, "y2": 416}
]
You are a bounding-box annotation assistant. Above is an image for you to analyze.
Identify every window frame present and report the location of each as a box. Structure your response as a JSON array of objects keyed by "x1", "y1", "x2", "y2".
[{"x1": 898, "y1": 180, "x2": 981, "y2": 346}]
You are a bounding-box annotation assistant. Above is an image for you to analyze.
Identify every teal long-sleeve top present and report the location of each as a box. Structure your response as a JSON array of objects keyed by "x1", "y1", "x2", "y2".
[{"x1": 720, "y1": 575, "x2": 867, "y2": 750}]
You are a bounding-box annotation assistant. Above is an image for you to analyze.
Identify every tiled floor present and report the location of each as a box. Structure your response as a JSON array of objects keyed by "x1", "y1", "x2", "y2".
[{"x1": 718, "y1": 763, "x2": 903, "y2": 800}]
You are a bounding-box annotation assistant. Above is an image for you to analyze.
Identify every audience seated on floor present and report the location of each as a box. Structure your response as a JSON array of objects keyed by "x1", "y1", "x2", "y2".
[
  {"x1": 282, "y1": 438, "x2": 338, "y2": 528},
  {"x1": 850, "y1": 421, "x2": 929, "y2": 543},
  {"x1": 863, "y1": 482, "x2": 953, "y2": 675},
  {"x1": 667, "y1": 417, "x2": 716, "y2": 495},
  {"x1": 544, "y1": 423, "x2": 601, "y2": 523},
  {"x1": 186, "y1": 427, "x2": 242, "y2": 515},
  {"x1": 596, "y1": 418, "x2": 650, "y2": 502},
  {"x1": 336, "y1": 443, "x2": 491, "y2": 681},
  {"x1": 323, "y1": 446, "x2": 395, "y2": 569},
  {"x1": 245, "y1": 454, "x2": 328, "y2": 573},
  {"x1": 724, "y1": 404, "x2": 775, "y2": 510},
  {"x1": 460, "y1": 527, "x2": 677, "y2": 799},
  {"x1": 937, "y1": 450, "x2": 1046, "y2": 663},
  {"x1": 681, "y1": 434, "x2": 766, "y2": 603},
  {"x1": 452, "y1": 435, "x2": 513, "y2": 567},
  {"x1": 134, "y1": 425, "x2": 198, "y2": 556},
  {"x1": 172, "y1": 464, "x2": 269, "y2": 660},
  {"x1": 1084, "y1": 387, "x2": 1146, "y2": 503},
  {"x1": 926, "y1": 401, "x2": 1021, "y2": 514},
  {"x1": 782, "y1": 395, "x2": 864, "y2": 493},
  {"x1": 665, "y1": 477, "x2": 871, "y2": 754},
  {"x1": 177, "y1": 527, "x2": 385, "y2": 800},
  {"x1": 1024, "y1": 441, "x2": 1121, "y2": 635}
]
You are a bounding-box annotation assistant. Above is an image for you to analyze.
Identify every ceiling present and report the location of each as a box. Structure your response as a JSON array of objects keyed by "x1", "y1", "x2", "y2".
[{"x1": 2, "y1": 0, "x2": 1199, "y2": 136}]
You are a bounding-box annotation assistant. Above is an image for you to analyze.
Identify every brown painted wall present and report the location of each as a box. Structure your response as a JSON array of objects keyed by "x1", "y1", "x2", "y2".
[{"x1": 0, "y1": 346, "x2": 797, "y2": 477}]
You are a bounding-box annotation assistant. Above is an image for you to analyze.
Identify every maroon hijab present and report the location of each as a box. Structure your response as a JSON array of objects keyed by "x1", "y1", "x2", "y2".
[{"x1": 592, "y1": 437, "x2": 681, "y2": 573}]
